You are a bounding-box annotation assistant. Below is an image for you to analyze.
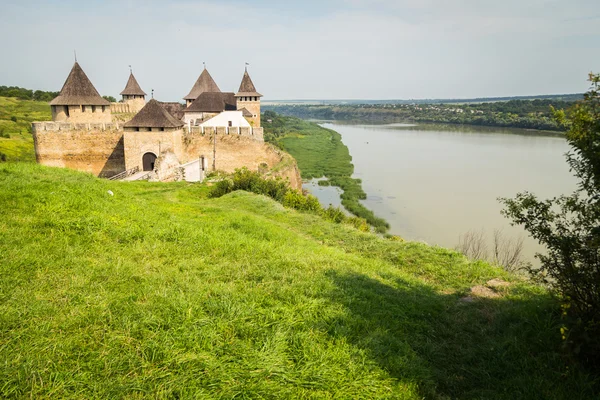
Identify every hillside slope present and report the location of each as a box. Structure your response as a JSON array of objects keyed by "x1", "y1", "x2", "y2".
[
  {"x1": 0, "y1": 163, "x2": 596, "y2": 399},
  {"x1": 0, "y1": 96, "x2": 51, "y2": 162}
]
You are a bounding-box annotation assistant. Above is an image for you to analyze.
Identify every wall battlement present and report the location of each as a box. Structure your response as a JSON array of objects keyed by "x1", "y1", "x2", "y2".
[
  {"x1": 33, "y1": 122, "x2": 264, "y2": 141},
  {"x1": 110, "y1": 103, "x2": 132, "y2": 114},
  {"x1": 185, "y1": 126, "x2": 264, "y2": 141},
  {"x1": 32, "y1": 121, "x2": 123, "y2": 133}
]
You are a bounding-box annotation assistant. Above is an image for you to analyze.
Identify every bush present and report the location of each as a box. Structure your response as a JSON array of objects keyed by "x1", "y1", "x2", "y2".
[
  {"x1": 209, "y1": 178, "x2": 234, "y2": 198},
  {"x1": 209, "y1": 168, "x2": 370, "y2": 231},
  {"x1": 501, "y1": 73, "x2": 600, "y2": 368},
  {"x1": 283, "y1": 190, "x2": 321, "y2": 212}
]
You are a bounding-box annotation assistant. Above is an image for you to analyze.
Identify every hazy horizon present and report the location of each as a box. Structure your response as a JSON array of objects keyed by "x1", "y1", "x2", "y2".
[{"x1": 1, "y1": 0, "x2": 599, "y2": 102}]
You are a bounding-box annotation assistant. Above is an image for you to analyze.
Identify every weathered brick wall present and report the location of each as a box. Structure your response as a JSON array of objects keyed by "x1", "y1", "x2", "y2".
[
  {"x1": 124, "y1": 97, "x2": 146, "y2": 113},
  {"x1": 123, "y1": 128, "x2": 183, "y2": 172},
  {"x1": 51, "y1": 105, "x2": 112, "y2": 123},
  {"x1": 32, "y1": 124, "x2": 300, "y2": 189},
  {"x1": 186, "y1": 126, "x2": 263, "y2": 141},
  {"x1": 32, "y1": 122, "x2": 124, "y2": 177},
  {"x1": 110, "y1": 103, "x2": 131, "y2": 113},
  {"x1": 179, "y1": 131, "x2": 301, "y2": 189},
  {"x1": 236, "y1": 99, "x2": 261, "y2": 127}
]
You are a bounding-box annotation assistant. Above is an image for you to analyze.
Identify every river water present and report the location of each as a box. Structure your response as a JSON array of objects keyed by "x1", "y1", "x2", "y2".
[{"x1": 311, "y1": 122, "x2": 577, "y2": 264}]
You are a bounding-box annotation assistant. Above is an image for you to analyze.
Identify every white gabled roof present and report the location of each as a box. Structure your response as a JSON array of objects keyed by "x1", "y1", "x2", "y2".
[{"x1": 200, "y1": 111, "x2": 251, "y2": 128}]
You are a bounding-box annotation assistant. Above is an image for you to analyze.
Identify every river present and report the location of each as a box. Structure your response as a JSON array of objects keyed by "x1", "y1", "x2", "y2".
[{"x1": 309, "y1": 122, "x2": 577, "y2": 265}]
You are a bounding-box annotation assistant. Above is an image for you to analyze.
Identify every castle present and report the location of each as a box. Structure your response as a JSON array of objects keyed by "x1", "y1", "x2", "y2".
[{"x1": 33, "y1": 62, "x2": 300, "y2": 187}]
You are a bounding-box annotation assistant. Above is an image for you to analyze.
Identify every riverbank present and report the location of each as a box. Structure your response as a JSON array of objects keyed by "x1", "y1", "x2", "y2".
[{"x1": 263, "y1": 111, "x2": 389, "y2": 232}]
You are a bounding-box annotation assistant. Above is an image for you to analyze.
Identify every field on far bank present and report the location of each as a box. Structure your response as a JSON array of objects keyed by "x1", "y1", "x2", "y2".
[
  {"x1": 0, "y1": 162, "x2": 598, "y2": 398},
  {"x1": 263, "y1": 99, "x2": 572, "y2": 132},
  {"x1": 0, "y1": 96, "x2": 50, "y2": 161}
]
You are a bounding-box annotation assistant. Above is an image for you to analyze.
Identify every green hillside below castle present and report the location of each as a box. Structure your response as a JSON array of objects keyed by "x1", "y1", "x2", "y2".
[{"x1": 1, "y1": 163, "x2": 597, "y2": 398}]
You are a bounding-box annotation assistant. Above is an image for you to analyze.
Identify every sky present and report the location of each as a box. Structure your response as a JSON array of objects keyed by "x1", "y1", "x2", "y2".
[{"x1": 1, "y1": 0, "x2": 599, "y2": 101}]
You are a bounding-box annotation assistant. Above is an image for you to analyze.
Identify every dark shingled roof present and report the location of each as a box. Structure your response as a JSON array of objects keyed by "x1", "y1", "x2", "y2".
[
  {"x1": 239, "y1": 107, "x2": 253, "y2": 117},
  {"x1": 50, "y1": 62, "x2": 110, "y2": 106},
  {"x1": 185, "y1": 92, "x2": 237, "y2": 113},
  {"x1": 235, "y1": 70, "x2": 262, "y2": 97},
  {"x1": 159, "y1": 102, "x2": 185, "y2": 121},
  {"x1": 124, "y1": 99, "x2": 184, "y2": 128},
  {"x1": 183, "y1": 69, "x2": 221, "y2": 100},
  {"x1": 120, "y1": 72, "x2": 146, "y2": 96}
]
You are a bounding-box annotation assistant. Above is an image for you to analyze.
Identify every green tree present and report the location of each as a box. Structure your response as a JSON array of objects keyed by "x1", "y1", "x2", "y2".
[
  {"x1": 103, "y1": 95, "x2": 116, "y2": 103},
  {"x1": 501, "y1": 73, "x2": 600, "y2": 367}
]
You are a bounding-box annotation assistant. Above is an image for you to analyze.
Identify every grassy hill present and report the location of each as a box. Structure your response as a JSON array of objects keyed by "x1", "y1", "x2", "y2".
[
  {"x1": 1, "y1": 162, "x2": 597, "y2": 398},
  {"x1": 0, "y1": 96, "x2": 51, "y2": 162}
]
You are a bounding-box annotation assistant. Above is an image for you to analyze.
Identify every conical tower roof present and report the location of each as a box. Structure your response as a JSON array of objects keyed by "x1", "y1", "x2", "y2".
[
  {"x1": 235, "y1": 69, "x2": 262, "y2": 97},
  {"x1": 183, "y1": 68, "x2": 221, "y2": 101},
  {"x1": 124, "y1": 99, "x2": 184, "y2": 129},
  {"x1": 50, "y1": 62, "x2": 110, "y2": 106},
  {"x1": 120, "y1": 72, "x2": 146, "y2": 96}
]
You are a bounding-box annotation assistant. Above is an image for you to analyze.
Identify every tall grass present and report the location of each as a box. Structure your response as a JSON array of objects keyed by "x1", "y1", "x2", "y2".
[{"x1": 0, "y1": 163, "x2": 598, "y2": 398}]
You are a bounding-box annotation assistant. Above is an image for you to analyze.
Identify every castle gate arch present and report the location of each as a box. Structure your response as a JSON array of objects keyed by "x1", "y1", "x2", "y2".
[{"x1": 142, "y1": 152, "x2": 157, "y2": 171}]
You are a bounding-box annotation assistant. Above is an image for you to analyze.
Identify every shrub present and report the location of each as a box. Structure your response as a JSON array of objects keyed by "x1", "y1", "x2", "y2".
[
  {"x1": 322, "y1": 206, "x2": 346, "y2": 224},
  {"x1": 208, "y1": 178, "x2": 233, "y2": 198},
  {"x1": 209, "y1": 168, "x2": 369, "y2": 231},
  {"x1": 501, "y1": 73, "x2": 600, "y2": 367}
]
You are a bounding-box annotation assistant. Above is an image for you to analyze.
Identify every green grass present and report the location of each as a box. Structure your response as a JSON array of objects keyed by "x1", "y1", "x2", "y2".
[
  {"x1": 0, "y1": 96, "x2": 51, "y2": 161},
  {"x1": 263, "y1": 113, "x2": 389, "y2": 232},
  {"x1": 0, "y1": 163, "x2": 597, "y2": 398}
]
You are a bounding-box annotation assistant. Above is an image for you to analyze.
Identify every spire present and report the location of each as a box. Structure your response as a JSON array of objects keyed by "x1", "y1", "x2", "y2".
[
  {"x1": 183, "y1": 68, "x2": 221, "y2": 101},
  {"x1": 235, "y1": 69, "x2": 262, "y2": 98},
  {"x1": 120, "y1": 71, "x2": 146, "y2": 96},
  {"x1": 50, "y1": 62, "x2": 110, "y2": 106}
]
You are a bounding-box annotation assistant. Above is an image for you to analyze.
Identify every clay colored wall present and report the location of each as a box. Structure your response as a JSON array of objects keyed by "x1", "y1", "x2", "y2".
[
  {"x1": 32, "y1": 123, "x2": 299, "y2": 189},
  {"x1": 51, "y1": 105, "x2": 112, "y2": 123},
  {"x1": 123, "y1": 96, "x2": 146, "y2": 113},
  {"x1": 236, "y1": 98, "x2": 261, "y2": 127},
  {"x1": 32, "y1": 122, "x2": 124, "y2": 177},
  {"x1": 123, "y1": 128, "x2": 183, "y2": 172},
  {"x1": 111, "y1": 103, "x2": 131, "y2": 113}
]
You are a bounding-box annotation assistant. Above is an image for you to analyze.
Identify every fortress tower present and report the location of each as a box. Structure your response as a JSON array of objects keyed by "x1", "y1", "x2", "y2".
[
  {"x1": 183, "y1": 67, "x2": 221, "y2": 107},
  {"x1": 120, "y1": 70, "x2": 146, "y2": 113},
  {"x1": 49, "y1": 62, "x2": 111, "y2": 123},
  {"x1": 235, "y1": 68, "x2": 262, "y2": 127}
]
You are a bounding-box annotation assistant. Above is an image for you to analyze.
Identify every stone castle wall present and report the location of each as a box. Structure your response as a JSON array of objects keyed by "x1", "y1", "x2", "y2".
[
  {"x1": 51, "y1": 105, "x2": 112, "y2": 123},
  {"x1": 32, "y1": 122, "x2": 124, "y2": 177},
  {"x1": 32, "y1": 123, "x2": 299, "y2": 188},
  {"x1": 110, "y1": 103, "x2": 131, "y2": 113},
  {"x1": 112, "y1": 97, "x2": 146, "y2": 114},
  {"x1": 186, "y1": 126, "x2": 264, "y2": 141},
  {"x1": 125, "y1": 97, "x2": 146, "y2": 113},
  {"x1": 236, "y1": 99, "x2": 261, "y2": 127}
]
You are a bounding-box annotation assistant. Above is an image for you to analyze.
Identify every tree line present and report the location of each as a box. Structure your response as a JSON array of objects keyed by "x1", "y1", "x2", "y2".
[
  {"x1": 0, "y1": 86, "x2": 59, "y2": 102},
  {"x1": 264, "y1": 99, "x2": 579, "y2": 132},
  {"x1": 0, "y1": 85, "x2": 116, "y2": 103}
]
